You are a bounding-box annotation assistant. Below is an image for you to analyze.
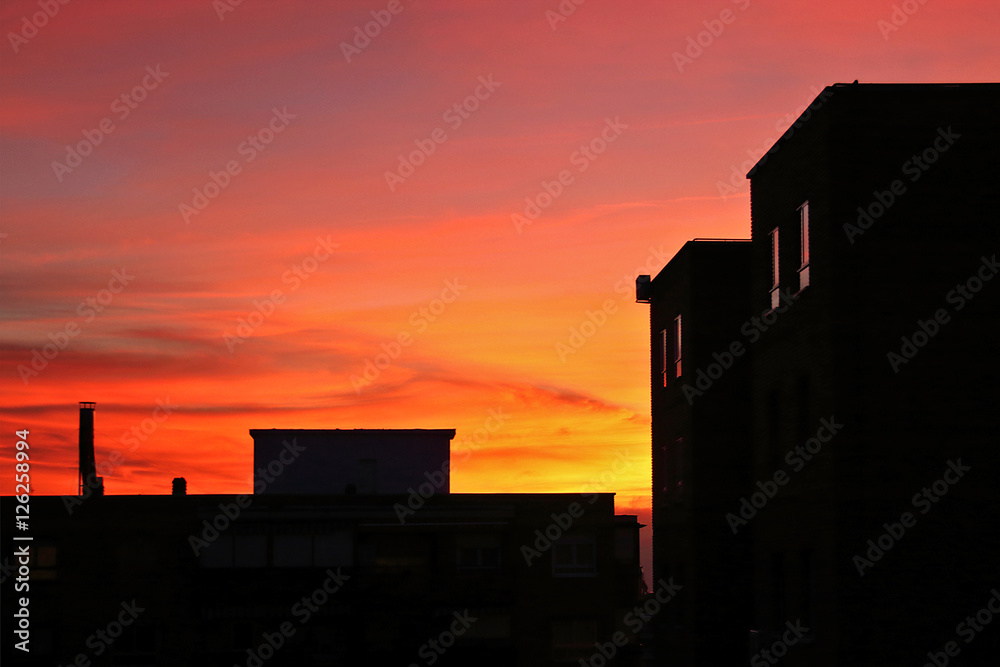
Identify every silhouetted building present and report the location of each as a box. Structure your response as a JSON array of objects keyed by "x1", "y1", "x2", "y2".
[
  {"x1": 641, "y1": 82, "x2": 1000, "y2": 665},
  {"x1": 2, "y1": 493, "x2": 643, "y2": 666},
  {"x1": 250, "y1": 428, "x2": 455, "y2": 495},
  {"x1": 641, "y1": 239, "x2": 753, "y2": 665},
  {"x1": 2, "y1": 421, "x2": 645, "y2": 666}
]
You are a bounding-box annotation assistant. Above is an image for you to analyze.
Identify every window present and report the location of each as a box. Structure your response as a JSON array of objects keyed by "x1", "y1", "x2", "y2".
[
  {"x1": 770, "y1": 227, "x2": 780, "y2": 309},
  {"x1": 671, "y1": 562, "x2": 687, "y2": 628},
  {"x1": 201, "y1": 531, "x2": 354, "y2": 568},
  {"x1": 552, "y1": 618, "x2": 599, "y2": 662},
  {"x1": 798, "y1": 201, "x2": 810, "y2": 291},
  {"x1": 274, "y1": 535, "x2": 312, "y2": 567},
  {"x1": 673, "y1": 315, "x2": 682, "y2": 378},
  {"x1": 795, "y1": 377, "x2": 810, "y2": 446},
  {"x1": 660, "y1": 328, "x2": 668, "y2": 387},
  {"x1": 457, "y1": 535, "x2": 501, "y2": 572},
  {"x1": 772, "y1": 553, "x2": 786, "y2": 627},
  {"x1": 767, "y1": 390, "x2": 781, "y2": 470},
  {"x1": 314, "y1": 532, "x2": 354, "y2": 567},
  {"x1": 29, "y1": 545, "x2": 58, "y2": 581},
  {"x1": 200, "y1": 535, "x2": 233, "y2": 568},
  {"x1": 115, "y1": 622, "x2": 159, "y2": 658},
  {"x1": 464, "y1": 614, "x2": 511, "y2": 639},
  {"x1": 358, "y1": 458, "x2": 377, "y2": 494},
  {"x1": 234, "y1": 535, "x2": 267, "y2": 568},
  {"x1": 552, "y1": 537, "x2": 596, "y2": 577},
  {"x1": 552, "y1": 618, "x2": 598, "y2": 650},
  {"x1": 665, "y1": 437, "x2": 685, "y2": 497},
  {"x1": 799, "y1": 549, "x2": 814, "y2": 628},
  {"x1": 659, "y1": 443, "x2": 670, "y2": 502},
  {"x1": 675, "y1": 438, "x2": 685, "y2": 497},
  {"x1": 459, "y1": 546, "x2": 500, "y2": 571},
  {"x1": 614, "y1": 526, "x2": 635, "y2": 562}
]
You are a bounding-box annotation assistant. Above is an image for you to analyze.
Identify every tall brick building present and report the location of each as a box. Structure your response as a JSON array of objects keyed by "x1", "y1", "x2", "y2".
[{"x1": 641, "y1": 83, "x2": 1000, "y2": 665}]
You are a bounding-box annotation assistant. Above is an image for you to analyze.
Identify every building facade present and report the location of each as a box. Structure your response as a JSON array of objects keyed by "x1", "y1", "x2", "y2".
[
  {"x1": 3, "y1": 420, "x2": 646, "y2": 666},
  {"x1": 642, "y1": 83, "x2": 1000, "y2": 665},
  {"x1": 641, "y1": 239, "x2": 753, "y2": 665},
  {"x1": 250, "y1": 428, "x2": 455, "y2": 495}
]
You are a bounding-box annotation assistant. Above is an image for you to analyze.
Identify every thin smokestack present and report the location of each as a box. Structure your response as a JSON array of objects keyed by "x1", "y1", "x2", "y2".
[{"x1": 79, "y1": 402, "x2": 97, "y2": 496}]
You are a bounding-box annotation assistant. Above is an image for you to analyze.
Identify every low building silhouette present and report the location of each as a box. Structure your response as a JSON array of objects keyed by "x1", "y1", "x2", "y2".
[
  {"x1": 250, "y1": 428, "x2": 456, "y2": 495},
  {"x1": 2, "y1": 418, "x2": 646, "y2": 666}
]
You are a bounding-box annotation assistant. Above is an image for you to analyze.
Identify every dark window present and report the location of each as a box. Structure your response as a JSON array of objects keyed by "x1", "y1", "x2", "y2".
[
  {"x1": 673, "y1": 562, "x2": 686, "y2": 628},
  {"x1": 552, "y1": 618, "x2": 599, "y2": 661},
  {"x1": 674, "y1": 438, "x2": 685, "y2": 498},
  {"x1": 665, "y1": 438, "x2": 685, "y2": 497},
  {"x1": 767, "y1": 390, "x2": 781, "y2": 470},
  {"x1": 795, "y1": 377, "x2": 810, "y2": 446},
  {"x1": 552, "y1": 537, "x2": 596, "y2": 577},
  {"x1": 772, "y1": 553, "x2": 786, "y2": 628},
  {"x1": 800, "y1": 549, "x2": 814, "y2": 628},
  {"x1": 458, "y1": 544, "x2": 501, "y2": 571}
]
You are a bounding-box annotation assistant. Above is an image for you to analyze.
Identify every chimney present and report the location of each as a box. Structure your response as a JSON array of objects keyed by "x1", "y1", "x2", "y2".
[
  {"x1": 172, "y1": 477, "x2": 187, "y2": 496},
  {"x1": 78, "y1": 402, "x2": 98, "y2": 496}
]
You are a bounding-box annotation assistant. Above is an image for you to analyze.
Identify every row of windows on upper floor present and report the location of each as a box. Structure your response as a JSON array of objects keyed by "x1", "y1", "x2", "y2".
[
  {"x1": 658, "y1": 201, "x2": 811, "y2": 388},
  {"x1": 197, "y1": 531, "x2": 602, "y2": 578}
]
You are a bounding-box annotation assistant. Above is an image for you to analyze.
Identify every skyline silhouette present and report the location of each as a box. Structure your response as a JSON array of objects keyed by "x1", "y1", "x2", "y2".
[{"x1": 2, "y1": 3, "x2": 999, "y2": 662}]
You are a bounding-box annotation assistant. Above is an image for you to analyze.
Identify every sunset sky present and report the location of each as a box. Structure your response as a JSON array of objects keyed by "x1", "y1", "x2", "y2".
[{"x1": 2, "y1": 0, "x2": 998, "y2": 575}]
